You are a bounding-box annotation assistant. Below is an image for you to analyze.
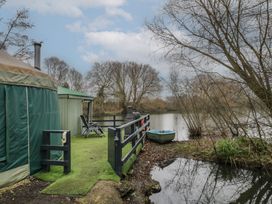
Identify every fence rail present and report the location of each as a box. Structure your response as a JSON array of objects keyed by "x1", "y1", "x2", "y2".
[
  {"x1": 93, "y1": 115, "x2": 125, "y2": 128},
  {"x1": 108, "y1": 114, "x2": 150, "y2": 176},
  {"x1": 41, "y1": 130, "x2": 71, "y2": 174}
]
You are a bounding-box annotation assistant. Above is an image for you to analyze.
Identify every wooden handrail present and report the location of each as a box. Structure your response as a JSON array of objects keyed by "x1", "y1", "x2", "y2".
[
  {"x1": 117, "y1": 114, "x2": 149, "y2": 129},
  {"x1": 107, "y1": 114, "x2": 150, "y2": 176}
]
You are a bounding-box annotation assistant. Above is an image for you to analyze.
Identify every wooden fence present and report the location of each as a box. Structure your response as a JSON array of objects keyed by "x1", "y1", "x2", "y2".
[
  {"x1": 108, "y1": 114, "x2": 150, "y2": 176},
  {"x1": 41, "y1": 130, "x2": 71, "y2": 174},
  {"x1": 92, "y1": 115, "x2": 125, "y2": 128}
]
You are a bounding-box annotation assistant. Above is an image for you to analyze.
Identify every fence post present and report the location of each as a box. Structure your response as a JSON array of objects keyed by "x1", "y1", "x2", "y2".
[
  {"x1": 144, "y1": 116, "x2": 147, "y2": 131},
  {"x1": 115, "y1": 128, "x2": 122, "y2": 176},
  {"x1": 131, "y1": 123, "x2": 135, "y2": 148},
  {"x1": 41, "y1": 131, "x2": 50, "y2": 171},
  {"x1": 113, "y1": 115, "x2": 116, "y2": 128},
  {"x1": 146, "y1": 115, "x2": 150, "y2": 141},
  {"x1": 147, "y1": 114, "x2": 150, "y2": 130},
  {"x1": 140, "y1": 118, "x2": 144, "y2": 146},
  {"x1": 136, "y1": 121, "x2": 140, "y2": 140},
  {"x1": 108, "y1": 128, "x2": 115, "y2": 170},
  {"x1": 108, "y1": 127, "x2": 122, "y2": 176},
  {"x1": 64, "y1": 131, "x2": 71, "y2": 174}
]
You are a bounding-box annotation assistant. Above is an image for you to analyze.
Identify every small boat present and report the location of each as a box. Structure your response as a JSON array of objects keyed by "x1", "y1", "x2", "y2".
[{"x1": 147, "y1": 130, "x2": 176, "y2": 144}]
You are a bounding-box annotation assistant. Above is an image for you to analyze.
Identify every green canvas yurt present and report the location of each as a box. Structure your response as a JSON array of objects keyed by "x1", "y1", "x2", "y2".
[{"x1": 0, "y1": 50, "x2": 61, "y2": 187}]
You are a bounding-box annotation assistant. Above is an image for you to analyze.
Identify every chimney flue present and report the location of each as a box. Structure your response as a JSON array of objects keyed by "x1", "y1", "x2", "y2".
[{"x1": 34, "y1": 42, "x2": 42, "y2": 70}]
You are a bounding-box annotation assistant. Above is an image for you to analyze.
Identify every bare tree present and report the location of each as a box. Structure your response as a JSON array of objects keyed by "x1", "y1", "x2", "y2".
[
  {"x1": 147, "y1": 0, "x2": 272, "y2": 116},
  {"x1": 68, "y1": 68, "x2": 83, "y2": 91},
  {"x1": 110, "y1": 61, "x2": 130, "y2": 113},
  {"x1": 0, "y1": 1, "x2": 34, "y2": 61},
  {"x1": 110, "y1": 62, "x2": 161, "y2": 112},
  {"x1": 85, "y1": 62, "x2": 114, "y2": 113},
  {"x1": 44, "y1": 56, "x2": 69, "y2": 86},
  {"x1": 127, "y1": 62, "x2": 161, "y2": 108},
  {"x1": 85, "y1": 61, "x2": 161, "y2": 113},
  {"x1": 86, "y1": 62, "x2": 114, "y2": 97}
]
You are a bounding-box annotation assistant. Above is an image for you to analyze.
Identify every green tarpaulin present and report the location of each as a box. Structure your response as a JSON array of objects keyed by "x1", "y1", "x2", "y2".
[
  {"x1": 0, "y1": 51, "x2": 61, "y2": 187},
  {"x1": 28, "y1": 87, "x2": 61, "y2": 174},
  {"x1": 0, "y1": 86, "x2": 6, "y2": 162},
  {"x1": 0, "y1": 85, "x2": 61, "y2": 179}
]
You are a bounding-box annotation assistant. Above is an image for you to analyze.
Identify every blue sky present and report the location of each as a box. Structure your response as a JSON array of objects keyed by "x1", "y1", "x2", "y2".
[{"x1": 1, "y1": 0, "x2": 169, "y2": 76}]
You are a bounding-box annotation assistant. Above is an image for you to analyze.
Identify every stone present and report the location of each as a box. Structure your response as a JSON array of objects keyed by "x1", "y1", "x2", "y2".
[
  {"x1": 145, "y1": 180, "x2": 161, "y2": 196},
  {"x1": 78, "y1": 181, "x2": 123, "y2": 204},
  {"x1": 118, "y1": 181, "x2": 135, "y2": 198}
]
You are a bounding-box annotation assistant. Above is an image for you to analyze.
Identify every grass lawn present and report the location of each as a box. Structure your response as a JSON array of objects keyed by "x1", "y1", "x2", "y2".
[{"x1": 35, "y1": 135, "x2": 120, "y2": 195}]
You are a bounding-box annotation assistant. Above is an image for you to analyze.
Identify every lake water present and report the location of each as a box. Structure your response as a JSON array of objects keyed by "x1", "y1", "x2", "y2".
[
  {"x1": 150, "y1": 113, "x2": 188, "y2": 141},
  {"x1": 150, "y1": 158, "x2": 272, "y2": 204},
  {"x1": 96, "y1": 113, "x2": 272, "y2": 203},
  {"x1": 94, "y1": 113, "x2": 188, "y2": 141}
]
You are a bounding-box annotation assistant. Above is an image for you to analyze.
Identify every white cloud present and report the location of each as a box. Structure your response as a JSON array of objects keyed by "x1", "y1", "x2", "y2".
[
  {"x1": 82, "y1": 52, "x2": 101, "y2": 64},
  {"x1": 105, "y1": 7, "x2": 133, "y2": 21},
  {"x1": 66, "y1": 21, "x2": 85, "y2": 32},
  {"x1": 87, "y1": 16, "x2": 113, "y2": 31},
  {"x1": 6, "y1": 0, "x2": 127, "y2": 17},
  {"x1": 82, "y1": 29, "x2": 171, "y2": 76},
  {"x1": 84, "y1": 30, "x2": 163, "y2": 60},
  {"x1": 66, "y1": 16, "x2": 114, "y2": 33}
]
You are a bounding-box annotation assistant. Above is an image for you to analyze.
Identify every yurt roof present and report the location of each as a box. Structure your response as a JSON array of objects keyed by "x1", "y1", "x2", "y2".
[{"x1": 0, "y1": 50, "x2": 56, "y2": 90}]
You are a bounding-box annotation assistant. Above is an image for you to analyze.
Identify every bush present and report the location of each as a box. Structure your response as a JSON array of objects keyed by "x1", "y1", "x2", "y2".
[
  {"x1": 215, "y1": 137, "x2": 269, "y2": 163},
  {"x1": 215, "y1": 139, "x2": 242, "y2": 160}
]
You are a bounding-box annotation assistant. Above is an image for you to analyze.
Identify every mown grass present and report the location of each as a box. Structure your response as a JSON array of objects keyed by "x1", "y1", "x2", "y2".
[
  {"x1": 35, "y1": 135, "x2": 120, "y2": 195},
  {"x1": 35, "y1": 131, "x2": 142, "y2": 195}
]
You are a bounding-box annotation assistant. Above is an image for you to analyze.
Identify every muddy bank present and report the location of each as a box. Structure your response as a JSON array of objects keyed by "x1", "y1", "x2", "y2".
[
  {"x1": 0, "y1": 177, "x2": 78, "y2": 204},
  {"x1": 120, "y1": 141, "x2": 180, "y2": 204},
  {"x1": 0, "y1": 179, "x2": 122, "y2": 204},
  {"x1": 0, "y1": 177, "x2": 123, "y2": 204},
  {"x1": 120, "y1": 138, "x2": 272, "y2": 204}
]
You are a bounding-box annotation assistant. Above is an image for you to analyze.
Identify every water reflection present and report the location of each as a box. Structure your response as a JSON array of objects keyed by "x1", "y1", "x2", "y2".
[
  {"x1": 150, "y1": 114, "x2": 188, "y2": 141},
  {"x1": 150, "y1": 158, "x2": 272, "y2": 204}
]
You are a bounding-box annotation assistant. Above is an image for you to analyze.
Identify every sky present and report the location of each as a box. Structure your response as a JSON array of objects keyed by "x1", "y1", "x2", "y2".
[{"x1": 1, "y1": 0, "x2": 171, "y2": 77}]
